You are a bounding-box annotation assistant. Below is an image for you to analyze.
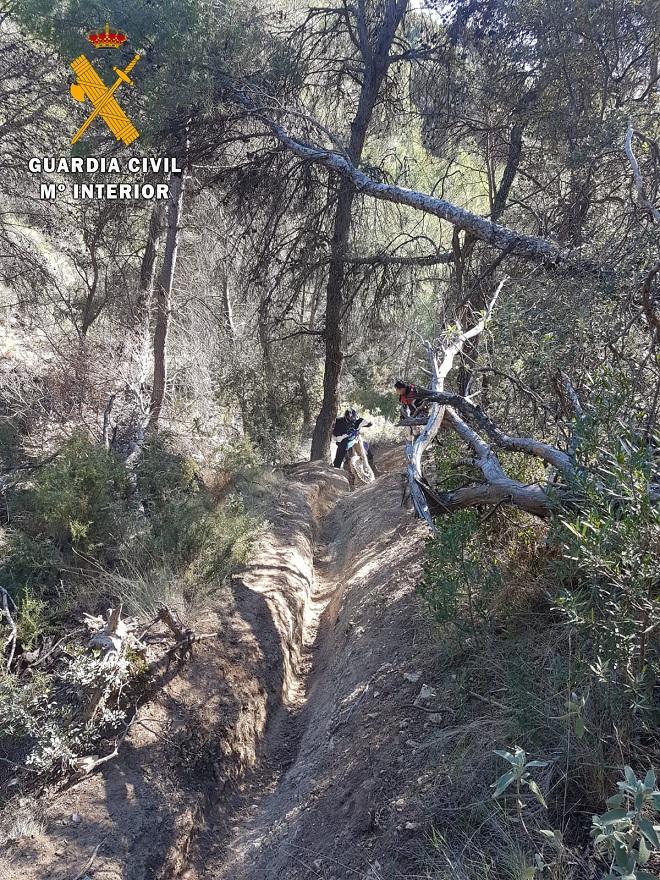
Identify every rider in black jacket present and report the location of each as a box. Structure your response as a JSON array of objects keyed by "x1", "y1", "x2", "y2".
[{"x1": 332, "y1": 408, "x2": 372, "y2": 468}]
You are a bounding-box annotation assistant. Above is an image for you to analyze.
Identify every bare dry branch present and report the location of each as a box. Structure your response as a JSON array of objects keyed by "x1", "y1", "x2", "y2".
[
  {"x1": 624, "y1": 122, "x2": 660, "y2": 224},
  {"x1": 0, "y1": 587, "x2": 17, "y2": 670}
]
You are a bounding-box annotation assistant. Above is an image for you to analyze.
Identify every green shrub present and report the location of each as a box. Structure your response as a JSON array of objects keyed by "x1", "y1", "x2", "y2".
[
  {"x1": 136, "y1": 436, "x2": 201, "y2": 511},
  {"x1": 590, "y1": 767, "x2": 660, "y2": 880},
  {"x1": 0, "y1": 532, "x2": 61, "y2": 597},
  {"x1": 29, "y1": 434, "x2": 130, "y2": 559},
  {"x1": 550, "y1": 428, "x2": 660, "y2": 718},
  {"x1": 187, "y1": 493, "x2": 258, "y2": 581},
  {"x1": 221, "y1": 435, "x2": 265, "y2": 473},
  {"x1": 15, "y1": 588, "x2": 51, "y2": 650},
  {"x1": 420, "y1": 509, "x2": 502, "y2": 633},
  {"x1": 121, "y1": 442, "x2": 260, "y2": 617}
]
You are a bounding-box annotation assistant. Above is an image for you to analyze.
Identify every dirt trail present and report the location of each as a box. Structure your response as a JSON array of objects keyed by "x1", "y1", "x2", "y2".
[
  {"x1": 192, "y1": 446, "x2": 438, "y2": 880},
  {"x1": 194, "y1": 465, "x2": 356, "y2": 878},
  {"x1": 3, "y1": 447, "x2": 445, "y2": 880}
]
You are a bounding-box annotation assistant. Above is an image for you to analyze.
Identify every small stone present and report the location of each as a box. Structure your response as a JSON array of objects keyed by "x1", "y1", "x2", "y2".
[
  {"x1": 71, "y1": 813, "x2": 81, "y2": 825},
  {"x1": 405, "y1": 821, "x2": 421, "y2": 831},
  {"x1": 428, "y1": 713, "x2": 443, "y2": 725},
  {"x1": 414, "y1": 684, "x2": 436, "y2": 705},
  {"x1": 404, "y1": 671, "x2": 422, "y2": 683}
]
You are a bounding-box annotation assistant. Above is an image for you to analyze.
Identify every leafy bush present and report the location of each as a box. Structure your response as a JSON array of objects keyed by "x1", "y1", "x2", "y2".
[
  {"x1": 187, "y1": 493, "x2": 257, "y2": 580},
  {"x1": 136, "y1": 436, "x2": 201, "y2": 511},
  {"x1": 28, "y1": 435, "x2": 130, "y2": 559},
  {"x1": 220, "y1": 435, "x2": 265, "y2": 474},
  {"x1": 551, "y1": 427, "x2": 660, "y2": 718},
  {"x1": 15, "y1": 588, "x2": 50, "y2": 650},
  {"x1": 0, "y1": 532, "x2": 61, "y2": 598},
  {"x1": 420, "y1": 509, "x2": 502, "y2": 632},
  {"x1": 0, "y1": 642, "x2": 139, "y2": 776},
  {"x1": 134, "y1": 437, "x2": 258, "y2": 573},
  {"x1": 591, "y1": 767, "x2": 660, "y2": 880}
]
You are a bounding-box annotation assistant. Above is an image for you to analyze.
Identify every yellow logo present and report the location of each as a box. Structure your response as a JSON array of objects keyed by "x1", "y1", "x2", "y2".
[{"x1": 69, "y1": 24, "x2": 140, "y2": 146}]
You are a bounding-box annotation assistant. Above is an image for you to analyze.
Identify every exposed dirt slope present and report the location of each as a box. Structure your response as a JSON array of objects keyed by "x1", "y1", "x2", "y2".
[
  {"x1": 2, "y1": 447, "x2": 447, "y2": 880},
  {"x1": 193, "y1": 445, "x2": 442, "y2": 880}
]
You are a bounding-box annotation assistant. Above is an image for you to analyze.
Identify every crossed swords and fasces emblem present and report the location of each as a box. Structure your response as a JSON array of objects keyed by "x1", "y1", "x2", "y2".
[{"x1": 70, "y1": 53, "x2": 141, "y2": 145}]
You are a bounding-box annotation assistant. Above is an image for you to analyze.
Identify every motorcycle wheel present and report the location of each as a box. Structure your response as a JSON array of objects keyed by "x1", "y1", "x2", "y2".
[{"x1": 347, "y1": 451, "x2": 375, "y2": 485}]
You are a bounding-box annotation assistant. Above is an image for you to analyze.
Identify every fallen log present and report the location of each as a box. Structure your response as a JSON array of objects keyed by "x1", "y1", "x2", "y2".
[{"x1": 405, "y1": 283, "x2": 503, "y2": 530}]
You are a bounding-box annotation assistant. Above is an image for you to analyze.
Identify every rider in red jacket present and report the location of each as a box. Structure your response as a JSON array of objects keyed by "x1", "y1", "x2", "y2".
[{"x1": 394, "y1": 380, "x2": 433, "y2": 417}]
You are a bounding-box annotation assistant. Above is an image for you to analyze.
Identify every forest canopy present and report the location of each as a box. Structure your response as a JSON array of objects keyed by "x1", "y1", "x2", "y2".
[{"x1": 0, "y1": 0, "x2": 658, "y2": 877}]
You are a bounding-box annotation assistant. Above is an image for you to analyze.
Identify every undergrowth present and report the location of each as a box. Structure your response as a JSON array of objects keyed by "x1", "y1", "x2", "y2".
[
  {"x1": 0, "y1": 431, "x2": 263, "y2": 808},
  {"x1": 418, "y1": 421, "x2": 660, "y2": 879}
]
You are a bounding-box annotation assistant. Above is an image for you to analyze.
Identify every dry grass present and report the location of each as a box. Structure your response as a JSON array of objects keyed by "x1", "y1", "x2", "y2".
[
  {"x1": 413, "y1": 508, "x2": 660, "y2": 880},
  {"x1": 0, "y1": 795, "x2": 47, "y2": 844}
]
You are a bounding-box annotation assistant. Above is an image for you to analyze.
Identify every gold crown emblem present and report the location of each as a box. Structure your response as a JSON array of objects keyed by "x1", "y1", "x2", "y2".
[{"x1": 87, "y1": 22, "x2": 126, "y2": 49}]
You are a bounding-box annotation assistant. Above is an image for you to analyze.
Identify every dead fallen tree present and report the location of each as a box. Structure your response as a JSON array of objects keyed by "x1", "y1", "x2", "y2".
[
  {"x1": 400, "y1": 283, "x2": 660, "y2": 526},
  {"x1": 402, "y1": 283, "x2": 503, "y2": 532},
  {"x1": 399, "y1": 320, "x2": 660, "y2": 532}
]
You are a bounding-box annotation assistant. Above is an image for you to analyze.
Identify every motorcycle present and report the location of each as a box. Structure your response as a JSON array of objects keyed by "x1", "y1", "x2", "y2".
[
  {"x1": 343, "y1": 427, "x2": 375, "y2": 488},
  {"x1": 400, "y1": 400, "x2": 431, "y2": 440}
]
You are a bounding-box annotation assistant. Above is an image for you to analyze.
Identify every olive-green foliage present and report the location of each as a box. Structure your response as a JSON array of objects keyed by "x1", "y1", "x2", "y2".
[
  {"x1": 28, "y1": 434, "x2": 130, "y2": 558},
  {"x1": 1, "y1": 435, "x2": 259, "y2": 639},
  {"x1": 14, "y1": 588, "x2": 51, "y2": 651},
  {"x1": 133, "y1": 437, "x2": 259, "y2": 602},
  {"x1": 0, "y1": 533, "x2": 61, "y2": 597},
  {"x1": 551, "y1": 410, "x2": 660, "y2": 719},
  {"x1": 420, "y1": 509, "x2": 502, "y2": 632},
  {"x1": 591, "y1": 767, "x2": 660, "y2": 880},
  {"x1": 136, "y1": 437, "x2": 207, "y2": 563}
]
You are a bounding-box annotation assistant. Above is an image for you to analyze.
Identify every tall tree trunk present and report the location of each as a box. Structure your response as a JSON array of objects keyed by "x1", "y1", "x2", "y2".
[
  {"x1": 134, "y1": 202, "x2": 165, "y2": 383},
  {"x1": 299, "y1": 369, "x2": 313, "y2": 436},
  {"x1": 137, "y1": 203, "x2": 166, "y2": 331},
  {"x1": 310, "y1": 0, "x2": 408, "y2": 460},
  {"x1": 310, "y1": 181, "x2": 355, "y2": 459},
  {"x1": 148, "y1": 170, "x2": 186, "y2": 433},
  {"x1": 218, "y1": 262, "x2": 235, "y2": 339}
]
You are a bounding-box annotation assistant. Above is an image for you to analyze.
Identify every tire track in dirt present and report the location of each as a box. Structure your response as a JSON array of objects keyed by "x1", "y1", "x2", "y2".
[
  {"x1": 190, "y1": 465, "x2": 352, "y2": 878},
  {"x1": 4, "y1": 447, "x2": 434, "y2": 880},
  {"x1": 193, "y1": 446, "x2": 427, "y2": 880}
]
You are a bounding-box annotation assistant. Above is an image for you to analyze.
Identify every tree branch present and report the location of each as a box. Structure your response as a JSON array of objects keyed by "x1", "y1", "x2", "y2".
[
  {"x1": 624, "y1": 122, "x2": 660, "y2": 224},
  {"x1": 246, "y1": 106, "x2": 573, "y2": 263}
]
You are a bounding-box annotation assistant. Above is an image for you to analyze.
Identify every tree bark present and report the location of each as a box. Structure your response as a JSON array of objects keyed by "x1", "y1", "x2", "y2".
[
  {"x1": 310, "y1": 0, "x2": 409, "y2": 460},
  {"x1": 134, "y1": 202, "x2": 165, "y2": 382},
  {"x1": 148, "y1": 170, "x2": 186, "y2": 433},
  {"x1": 218, "y1": 262, "x2": 235, "y2": 339},
  {"x1": 137, "y1": 203, "x2": 166, "y2": 331}
]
